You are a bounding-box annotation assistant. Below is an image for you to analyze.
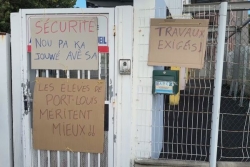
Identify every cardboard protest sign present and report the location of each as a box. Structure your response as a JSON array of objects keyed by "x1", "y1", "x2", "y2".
[
  {"x1": 148, "y1": 19, "x2": 209, "y2": 69},
  {"x1": 30, "y1": 17, "x2": 98, "y2": 70},
  {"x1": 33, "y1": 78, "x2": 105, "y2": 153}
]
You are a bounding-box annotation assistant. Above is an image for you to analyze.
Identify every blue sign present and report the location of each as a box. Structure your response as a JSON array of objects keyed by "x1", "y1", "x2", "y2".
[
  {"x1": 98, "y1": 37, "x2": 107, "y2": 44},
  {"x1": 155, "y1": 80, "x2": 174, "y2": 94}
]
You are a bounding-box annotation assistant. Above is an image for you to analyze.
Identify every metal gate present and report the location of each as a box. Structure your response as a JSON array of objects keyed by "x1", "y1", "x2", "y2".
[{"x1": 11, "y1": 8, "x2": 115, "y2": 167}]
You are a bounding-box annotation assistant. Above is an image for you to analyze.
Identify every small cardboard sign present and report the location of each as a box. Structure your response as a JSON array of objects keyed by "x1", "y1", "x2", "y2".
[
  {"x1": 33, "y1": 78, "x2": 105, "y2": 153},
  {"x1": 148, "y1": 19, "x2": 209, "y2": 69},
  {"x1": 30, "y1": 17, "x2": 98, "y2": 70}
]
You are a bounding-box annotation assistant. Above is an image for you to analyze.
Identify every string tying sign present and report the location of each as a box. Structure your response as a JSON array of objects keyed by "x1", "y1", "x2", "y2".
[
  {"x1": 148, "y1": 19, "x2": 209, "y2": 69},
  {"x1": 30, "y1": 17, "x2": 98, "y2": 70},
  {"x1": 33, "y1": 78, "x2": 105, "y2": 153}
]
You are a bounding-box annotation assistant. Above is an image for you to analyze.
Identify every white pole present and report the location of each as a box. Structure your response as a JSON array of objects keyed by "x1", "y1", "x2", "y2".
[
  {"x1": 209, "y1": 2, "x2": 228, "y2": 167},
  {"x1": 0, "y1": 33, "x2": 13, "y2": 167}
]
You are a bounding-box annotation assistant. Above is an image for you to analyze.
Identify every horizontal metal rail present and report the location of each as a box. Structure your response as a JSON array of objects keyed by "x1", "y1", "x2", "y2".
[{"x1": 183, "y1": 1, "x2": 250, "y2": 12}]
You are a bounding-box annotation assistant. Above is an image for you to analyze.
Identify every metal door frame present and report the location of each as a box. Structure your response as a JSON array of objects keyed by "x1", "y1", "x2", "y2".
[{"x1": 11, "y1": 8, "x2": 115, "y2": 167}]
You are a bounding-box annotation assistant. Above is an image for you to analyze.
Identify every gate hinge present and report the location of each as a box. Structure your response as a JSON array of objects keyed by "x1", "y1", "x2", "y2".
[
  {"x1": 22, "y1": 81, "x2": 33, "y2": 115},
  {"x1": 113, "y1": 25, "x2": 116, "y2": 36}
]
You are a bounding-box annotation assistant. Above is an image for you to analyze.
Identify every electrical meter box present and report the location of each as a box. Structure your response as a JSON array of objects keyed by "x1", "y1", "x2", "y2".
[{"x1": 152, "y1": 70, "x2": 179, "y2": 95}]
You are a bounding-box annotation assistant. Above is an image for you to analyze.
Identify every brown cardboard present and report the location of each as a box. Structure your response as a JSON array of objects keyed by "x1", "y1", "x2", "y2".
[
  {"x1": 30, "y1": 17, "x2": 98, "y2": 70},
  {"x1": 33, "y1": 77, "x2": 105, "y2": 153},
  {"x1": 148, "y1": 19, "x2": 209, "y2": 69}
]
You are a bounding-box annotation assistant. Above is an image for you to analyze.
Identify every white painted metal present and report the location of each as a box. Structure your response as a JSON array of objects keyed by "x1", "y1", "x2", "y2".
[
  {"x1": 11, "y1": 8, "x2": 115, "y2": 167},
  {"x1": 114, "y1": 6, "x2": 133, "y2": 167},
  {"x1": 209, "y1": 2, "x2": 228, "y2": 167},
  {"x1": 165, "y1": 0, "x2": 183, "y2": 18},
  {"x1": 107, "y1": 9, "x2": 115, "y2": 167},
  {"x1": 0, "y1": 33, "x2": 13, "y2": 167},
  {"x1": 11, "y1": 12, "x2": 24, "y2": 167}
]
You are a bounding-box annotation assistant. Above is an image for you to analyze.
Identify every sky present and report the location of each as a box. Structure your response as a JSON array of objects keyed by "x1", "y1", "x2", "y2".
[{"x1": 75, "y1": 0, "x2": 86, "y2": 8}]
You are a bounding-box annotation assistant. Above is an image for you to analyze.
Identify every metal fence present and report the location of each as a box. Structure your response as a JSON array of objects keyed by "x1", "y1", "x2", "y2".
[
  {"x1": 158, "y1": 4, "x2": 219, "y2": 161},
  {"x1": 134, "y1": 1, "x2": 250, "y2": 164},
  {"x1": 219, "y1": 5, "x2": 250, "y2": 162},
  {"x1": 134, "y1": 3, "x2": 218, "y2": 162}
]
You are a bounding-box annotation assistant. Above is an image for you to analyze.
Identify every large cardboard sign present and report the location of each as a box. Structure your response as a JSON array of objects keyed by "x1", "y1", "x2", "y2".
[
  {"x1": 148, "y1": 19, "x2": 209, "y2": 69},
  {"x1": 27, "y1": 14, "x2": 109, "y2": 53},
  {"x1": 30, "y1": 17, "x2": 98, "y2": 70},
  {"x1": 33, "y1": 78, "x2": 105, "y2": 153}
]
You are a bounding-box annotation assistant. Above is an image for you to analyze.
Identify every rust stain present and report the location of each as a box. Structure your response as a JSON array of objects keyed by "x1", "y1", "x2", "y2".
[
  {"x1": 0, "y1": 35, "x2": 4, "y2": 41},
  {"x1": 0, "y1": 32, "x2": 7, "y2": 41}
]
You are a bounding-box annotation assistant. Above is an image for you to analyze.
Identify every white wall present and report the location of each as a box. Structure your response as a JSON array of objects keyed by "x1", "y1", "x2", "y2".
[
  {"x1": 132, "y1": 0, "x2": 166, "y2": 160},
  {"x1": 0, "y1": 34, "x2": 13, "y2": 167}
]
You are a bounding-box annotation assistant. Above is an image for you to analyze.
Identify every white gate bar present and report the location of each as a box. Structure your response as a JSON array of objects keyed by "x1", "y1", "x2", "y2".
[
  {"x1": 87, "y1": 70, "x2": 91, "y2": 167},
  {"x1": 67, "y1": 142, "x2": 70, "y2": 166},
  {"x1": 55, "y1": 69, "x2": 61, "y2": 167},
  {"x1": 0, "y1": 33, "x2": 13, "y2": 167},
  {"x1": 21, "y1": 9, "x2": 33, "y2": 167},
  {"x1": 98, "y1": 53, "x2": 102, "y2": 167},
  {"x1": 77, "y1": 70, "x2": 81, "y2": 167},
  {"x1": 45, "y1": 70, "x2": 51, "y2": 167},
  {"x1": 209, "y1": 2, "x2": 228, "y2": 167},
  {"x1": 35, "y1": 70, "x2": 41, "y2": 167},
  {"x1": 66, "y1": 70, "x2": 70, "y2": 167},
  {"x1": 11, "y1": 12, "x2": 24, "y2": 167}
]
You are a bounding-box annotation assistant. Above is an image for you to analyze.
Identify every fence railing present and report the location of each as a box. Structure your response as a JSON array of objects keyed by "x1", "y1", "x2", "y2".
[{"x1": 134, "y1": 1, "x2": 250, "y2": 165}]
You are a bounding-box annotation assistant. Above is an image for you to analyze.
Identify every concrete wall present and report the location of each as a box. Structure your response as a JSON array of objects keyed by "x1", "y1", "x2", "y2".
[{"x1": 132, "y1": 0, "x2": 166, "y2": 160}]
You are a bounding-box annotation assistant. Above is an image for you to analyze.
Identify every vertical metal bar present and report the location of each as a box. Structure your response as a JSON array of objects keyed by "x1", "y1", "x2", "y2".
[
  {"x1": 47, "y1": 151, "x2": 51, "y2": 167},
  {"x1": 99, "y1": 53, "x2": 102, "y2": 80},
  {"x1": 87, "y1": 70, "x2": 91, "y2": 167},
  {"x1": 239, "y1": 46, "x2": 247, "y2": 107},
  {"x1": 104, "y1": 54, "x2": 108, "y2": 100},
  {"x1": 209, "y1": 2, "x2": 228, "y2": 167},
  {"x1": 222, "y1": 11, "x2": 230, "y2": 84},
  {"x1": 245, "y1": 114, "x2": 250, "y2": 161},
  {"x1": 66, "y1": 70, "x2": 70, "y2": 167},
  {"x1": 200, "y1": 5, "x2": 206, "y2": 160},
  {"x1": 230, "y1": 10, "x2": 243, "y2": 99},
  {"x1": 55, "y1": 70, "x2": 60, "y2": 167},
  {"x1": 219, "y1": 114, "x2": 223, "y2": 161},
  {"x1": 36, "y1": 70, "x2": 41, "y2": 167},
  {"x1": 98, "y1": 53, "x2": 101, "y2": 167},
  {"x1": 77, "y1": 69, "x2": 81, "y2": 167},
  {"x1": 242, "y1": 110, "x2": 247, "y2": 161},
  {"x1": 45, "y1": 70, "x2": 51, "y2": 167},
  {"x1": 204, "y1": 6, "x2": 211, "y2": 161},
  {"x1": 245, "y1": 107, "x2": 250, "y2": 161}
]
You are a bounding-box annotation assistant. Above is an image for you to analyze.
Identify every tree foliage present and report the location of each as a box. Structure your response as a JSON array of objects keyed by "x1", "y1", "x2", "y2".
[{"x1": 0, "y1": 0, "x2": 77, "y2": 33}]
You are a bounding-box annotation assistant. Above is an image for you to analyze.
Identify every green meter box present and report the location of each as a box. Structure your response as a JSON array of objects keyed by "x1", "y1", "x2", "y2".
[{"x1": 152, "y1": 70, "x2": 179, "y2": 95}]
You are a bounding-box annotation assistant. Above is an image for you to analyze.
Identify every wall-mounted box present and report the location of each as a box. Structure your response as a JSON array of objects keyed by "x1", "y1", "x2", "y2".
[
  {"x1": 119, "y1": 59, "x2": 131, "y2": 75},
  {"x1": 152, "y1": 70, "x2": 179, "y2": 95}
]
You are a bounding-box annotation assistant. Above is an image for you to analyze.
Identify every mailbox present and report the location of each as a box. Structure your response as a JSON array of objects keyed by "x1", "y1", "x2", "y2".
[{"x1": 152, "y1": 70, "x2": 179, "y2": 95}]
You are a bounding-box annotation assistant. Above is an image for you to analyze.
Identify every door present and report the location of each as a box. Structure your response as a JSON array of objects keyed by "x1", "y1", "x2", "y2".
[{"x1": 11, "y1": 8, "x2": 115, "y2": 167}]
